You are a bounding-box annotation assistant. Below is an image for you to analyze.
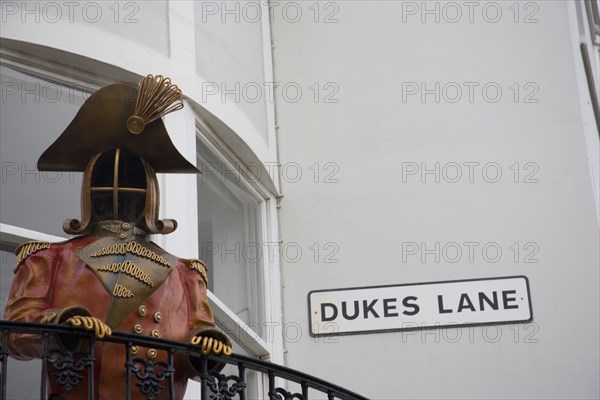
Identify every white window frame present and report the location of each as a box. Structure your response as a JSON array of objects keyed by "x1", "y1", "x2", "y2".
[
  {"x1": 569, "y1": 1, "x2": 600, "y2": 221},
  {"x1": 195, "y1": 118, "x2": 284, "y2": 363},
  {"x1": 0, "y1": 224, "x2": 66, "y2": 246}
]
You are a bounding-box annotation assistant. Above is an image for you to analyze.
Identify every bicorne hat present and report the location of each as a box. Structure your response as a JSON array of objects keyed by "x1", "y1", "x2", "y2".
[{"x1": 38, "y1": 75, "x2": 199, "y2": 173}]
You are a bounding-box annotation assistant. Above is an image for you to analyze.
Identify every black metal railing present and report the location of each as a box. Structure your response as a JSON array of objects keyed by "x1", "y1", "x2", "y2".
[{"x1": 0, "y1": 320, "x2": 368, "y2": 400}]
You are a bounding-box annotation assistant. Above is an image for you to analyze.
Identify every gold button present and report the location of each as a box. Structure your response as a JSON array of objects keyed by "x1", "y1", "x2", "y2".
[
  {"x1": 151, "y1": 329, "x2": 160, "y2": 338},
  {"x1": 138, "y1": 306, "x2": 147, "y2": 317},
  {"x1": 119, "y1": 233, "x2": 127, "y2": 239},
  {"x1": 122, "y1": 223, "x2": 131, "y2": 230},
  {"x1": 133, "y1": 324, "x2": 143, "y2": 334},
  {"x1": 153, "y1": 312, "x2": 162, "y2": 323},
  {"x1": 147, "y1": 349, "x2": 157, "y2": 359},
  {"x1": 130, "y1": 346, "x2": 138, "y2": 355}
]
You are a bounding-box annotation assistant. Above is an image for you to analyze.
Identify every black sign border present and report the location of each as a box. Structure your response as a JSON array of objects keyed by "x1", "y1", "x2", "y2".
[{"x1": 307, "y1": 275, "x2": 533, "y2": 337}]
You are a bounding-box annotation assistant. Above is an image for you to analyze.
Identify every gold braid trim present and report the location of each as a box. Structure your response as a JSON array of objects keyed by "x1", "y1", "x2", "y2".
[
  {"x1": 100, "y1": 224, "x2": 146, "y2": 236},
  {"x1": 112, "y1": 283, "x2": 134, "y2": 298},
  {"x1": 90, "y1": 241, "x2": 171, "y2": 268},
  {"x1": 14, "y1": 241, "x2": 51, "y2": 273},
  {"x1": 98, "y1": 260, "x2": 154, "y2": 287},
  {"x1": 185, "y1": 259, "x2": 209, "y2": 285},
  {"x1": 133, "y1": 227, "x2": 146, "y2": 235},
  {"x1": 101, "y1": 224, "x2": 121, "y2": 234}
]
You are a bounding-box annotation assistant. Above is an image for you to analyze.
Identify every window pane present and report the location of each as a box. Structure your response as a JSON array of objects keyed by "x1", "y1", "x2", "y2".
[
  {"x1": 1, "y1": 245, "x2": 16, "y2": 313},
  {"x1": 0, "y1": 66, "x2": 84, "y2": 237},
  {"x1": 197, "y1": 146, "x2": 266, "y2": 340},
  {"x1": 1, "y1": 247, "x2": 43, "y2": 399}
]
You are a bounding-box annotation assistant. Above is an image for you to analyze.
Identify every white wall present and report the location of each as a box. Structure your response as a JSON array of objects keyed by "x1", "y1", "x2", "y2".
[
  {"x1": 273, "y1": 1, "x2": 599, "y2": 398},
  {"x1": 194, "y1": 0, "x2": 268, "y2": 140}
]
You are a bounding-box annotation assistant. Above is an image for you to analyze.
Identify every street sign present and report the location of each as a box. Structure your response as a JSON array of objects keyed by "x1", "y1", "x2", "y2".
[{"x1": 308, "y1": 276, "x2": 532, "y2": 337}]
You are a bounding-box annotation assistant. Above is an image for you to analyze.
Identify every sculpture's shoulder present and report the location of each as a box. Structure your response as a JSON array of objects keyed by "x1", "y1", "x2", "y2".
[
  {"x1": 180, "y1": 258, "x2": 209, "y2": 285},
  {"x1": 13, "y1": 237, "x2": 82, "y2": 273},
  {"x1": 145, "y1": 241, "x2": 209, "y2": 285},
  {"x1": 14, "y1": 241, "x2": 52, "y2": 268}
]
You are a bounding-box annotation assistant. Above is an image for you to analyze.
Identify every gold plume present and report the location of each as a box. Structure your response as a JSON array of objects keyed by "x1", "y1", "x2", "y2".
[{"x1": 127, "y1": 75, "x2": 184, "y2": 134}]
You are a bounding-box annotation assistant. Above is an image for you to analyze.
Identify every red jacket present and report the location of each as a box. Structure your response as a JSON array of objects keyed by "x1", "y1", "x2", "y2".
[{"x1": 4, "y1": 221, "x2": 217, "y2": 400}]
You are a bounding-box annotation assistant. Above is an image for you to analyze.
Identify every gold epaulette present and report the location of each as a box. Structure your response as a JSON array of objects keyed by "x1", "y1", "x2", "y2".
[
  {"x1": 13, "y1": 241, "x2": 52, "y2": 273},
  {"x1": 184, "y1": 259, "x2": 209, "y2": 284}
]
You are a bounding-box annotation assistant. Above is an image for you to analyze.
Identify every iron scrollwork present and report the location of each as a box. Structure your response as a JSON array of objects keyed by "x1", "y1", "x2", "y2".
[
  {"x1": 269, "y1": 387, "x2": 307, "y2": 400},
  {"x1": 129, "y1": 357, "x2": 175, "y2": 400},
  {"x1": 1, "y1": 321, "x2": 369, "y2": 400},
  {"x1": 205, "y1": 372, "x2": 247, "y2": 400},
  {"x1": 46, "y1": 348, "x2": 94, "y2": 392}
]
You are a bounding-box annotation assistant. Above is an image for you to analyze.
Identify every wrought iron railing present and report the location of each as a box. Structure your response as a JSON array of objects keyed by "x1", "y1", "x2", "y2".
[{"x1": 0, "y1": 320, "x2": 368, "y2": 400}]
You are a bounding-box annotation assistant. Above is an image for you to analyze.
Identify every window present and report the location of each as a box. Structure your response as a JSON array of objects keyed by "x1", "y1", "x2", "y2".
[
  {"x1": 192, "y1": 123, "x2": 284, "y2": 399},
  {"x1": 197, "y1": 142, "x2": 265, "y2": 333},
  {"x1": 0, "y1": 245, "x2": 17, "y2": 320},
  {"x1": 194, "y1": 119, "x2": 284, "y2": 360},
  {"x1": 0, "y1": 246, "x2": 43, "y2": 399},
  {"x1": 0, "y1": 67, "x2": 84, "y2": 398},
  {"x1": 572, "y1": 0, "x2": 600, "y2": 218},
  {"x1": 0, "y1": 65, "x2": 84, "y2": 237}
]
